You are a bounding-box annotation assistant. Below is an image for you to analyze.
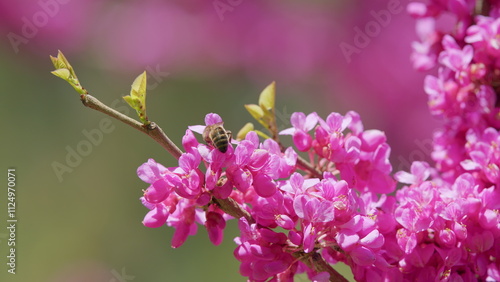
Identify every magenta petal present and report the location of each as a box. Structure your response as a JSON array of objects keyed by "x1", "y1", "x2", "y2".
[
  {"x1": 171, "y1": 222, "x2": 191, "y2": 248},
  {"x1": 230, "y1": 167, "x2": 253, "y2": 192},
  {"x1": 205, "y1": 211, "x2": 226, "y2": 246},
  {"x1": 140, "y1": 196, "x2": 155, "y2": 210},
  {"x1": 479, "y1": 209, "x2": 498, "y2": 229},
  {"x1": 234, "y1": 243, "x2": 250, "y2": 260},
  {"x1": 276, "y1": 214, "x2": 295, "y2": 230},
  {"x1": 205, "y1": 167, "x2": 218, "y2": 190},
  {"x1": 245, "y1": 131, "x2": 260, "y2": 148},
  {"x1": 303, "y1": 223, "x2": 316, "y2": 253},
  {"x1": 360, "y1": 129, "x2": 386, "y2": 151},
  {"x1": 407, "y1": 244, "x2": 434, "y2": 267},
  {"x1": 137, "y1": 158, "x2": 167, "y2": 183},
  {"x1": 213, "y1": 179, "x2": 233, "y2": 199},
  {"x1": 293, "y1": 195, "x2": 309, "y2": 219},
  {"x1": 205, "y1": 113, "x2": 223, "y2": 125},
  {"x1": 394, "y1": 171, "x2": 417, "y2": 184},
  {"x1": 397, "y1": 229, "x2": 418, "y2": 254},
  {"x1": 196, "y1": 192, "x2": 211, "y2": 206},
  {"x1": 304, "y1": 112, "x2": 319, "y2": 131},
  {"x1": 250, "y1": 244, "x2": 275, "y2": 260},
  {"x1": 314, "y1": 200, "x2": 335, "y2": 222},
  {"x1": 290, "y1": 112, "x2": 307, "y2": 128},
  {"x1": 182, "y1": 129, "x2": 199, "y2": 153},
  {"x1": 336, "y1": 230, "x2": 360, "y2": 251},
  {"x1": 437, "y1": 229, "x2": 456, "y2": 248},
  {"x1": 279, "y1": 127, "x2": 295, "y2": 135},
  {"x1": 407, "y1": 2, "x2": 429, "y2": 17},
  {"x1": 188, "y1": 125, "x2": 205, "y2": 135},
  {"x1": 340, "y1": 215, "x2": 363, "y2": 232},
  {"x1": 179, "y1": 152, "x2": 200, "y2": 171},
  {"x1": 344, "y1": 136, "x2": 361, "y2": 162},
  {"x1": 142, "y1": 205, "x2": 169, "y2": 228},
  {"x1": 324, "y1": 112, "x2": 343, "y2": 132},
  {"x1": 310, "y1": 271, "x2": 330, "y2": 282},
  {"x1": 290, "y1": 172, "x2": 304, "y2": 191},
  {"x1": 293, "y1": 130, "x2": 312, "y2": 152},
  {"x1": 288, "y1": 231, "x2": 302, "y2": 246},
  {"x1": 350, "y1": 246, "x2": 376, "y2": 266},
  {"x1": 253, "y1": 174, "x2": 277, "y2": 198},
  {"x1": 467, "y1": 231, "x2": 494, "y2": 253},
  {"x1": 410, "y1": 161, "x2": 431, "y2": 180},
  {"x1": 260, "y1": 229, "x2": 287, "y2": 244},
  {"x1": 239, "y1": 261, "x2": 253, "y2": 277},
  {"x1": 360, "y1": 229, "x2": 384, "y2": 249},
  {"x1": 144, "y1": 179, "x2": 170, "y2": 203},
  {"x1": 253, "y1": 261, "x2": 272, "y2": 281},
  {"x1": 442, "y1": 35, "x2": 459, "y2": 50},
  {"x1": 248, "y1": 150, "x2": 270, "y2": 171},
  {"x1": 264, "y1": 260, "x2": 288, "y2": 275},
  {"x1": 235, "y1": 141, "x2": 254, "y2": 165}
]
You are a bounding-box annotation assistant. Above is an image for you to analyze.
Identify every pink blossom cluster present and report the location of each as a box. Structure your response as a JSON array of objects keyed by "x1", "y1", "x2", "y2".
[
  {"x1": 409, "y1": 0, "x2": 500, "y2": 183},
  {"x1": 137, "y1": 108, "x2": 500, "y2": 281},
  {"x1": 138, "y1": 111, "x2": 398, "y2": 281},
  {"x1": 134, "y1": 1, "x2": 500, "y2": 281}
]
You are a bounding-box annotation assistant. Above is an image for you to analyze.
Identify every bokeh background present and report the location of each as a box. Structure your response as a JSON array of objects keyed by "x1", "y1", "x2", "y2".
[{"x1": 0, "y1": 1, "x2": 439, "y2": 281}]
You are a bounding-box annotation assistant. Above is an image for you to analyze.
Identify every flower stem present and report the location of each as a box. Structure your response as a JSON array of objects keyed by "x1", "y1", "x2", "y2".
[
  {"x1": 80, "y1": 94, "x2": 183, "y2": 159},
  {"x1": 475, "y1": 0, "x2": 490, "y2": 16},
  {"x1": 212, "y1": 197, "x2": 255, "y2": 224},
  {"x1": 291, "y1": 251, "x2": 348, "y2": 282}
]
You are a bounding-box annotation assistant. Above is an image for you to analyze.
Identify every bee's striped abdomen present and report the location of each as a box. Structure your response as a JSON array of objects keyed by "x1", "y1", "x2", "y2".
[{"x1": 211, "y1": 126, "x2": 229, "y2": 153}]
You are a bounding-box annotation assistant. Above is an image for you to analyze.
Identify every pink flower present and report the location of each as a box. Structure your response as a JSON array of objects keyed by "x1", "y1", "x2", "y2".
[
  {"x1": 465, "y1": 16, "x2": 500, "y2": 58},
  {"x1": 394, "y1": 161, "x2": 432, "y2": 185},
  {"x1": 205, "y1": 211, "x2": 226, "y2": 246},
  {"x1": 168, "y1": 152, "x2": 203, "y2": 199},
  {"x1": 166, "y1": 198, "x2": 202, "y2": 248},
  {"x1": 438, "y1": 35, "x2": 474, "y2": 83},
  {"x1": 410, "y1": 18, "x2": 441, "y2": 70},
  {"x1": 280, "y1": 112, "x2": 318, "y2": 151}
]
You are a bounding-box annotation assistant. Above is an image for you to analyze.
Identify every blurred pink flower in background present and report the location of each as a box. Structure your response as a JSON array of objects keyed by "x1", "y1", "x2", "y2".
[{"x1": 0, "y1": 0, "x2": 101, "y2": 55}]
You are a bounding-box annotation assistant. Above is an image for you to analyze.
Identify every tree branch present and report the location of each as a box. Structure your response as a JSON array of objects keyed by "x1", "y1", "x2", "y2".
[
  {"x1": 79, "y1": 93, "x2": 259, "y2": 223},
  {"x1": 291, "y1": 251, "x2": 348, "y2": 282},
  {"x1": 212, "y1": 197, "x2": 254, "y2": 224},
  {"x1": 81, "y1": 94, "x2": 183, "y2": 159}
]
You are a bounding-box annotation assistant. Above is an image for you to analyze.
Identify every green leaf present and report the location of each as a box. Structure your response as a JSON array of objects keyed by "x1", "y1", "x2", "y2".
[
  {"x1": 50, "y1": 50, "x2": 87, "y2": 96},
  {"x1": 123, "y1": 71, "x2": 149, "y2": 125},
  {"x1": 130, "y1": 71, "x2": 147, "y2": 102},
  {"x1": 258, "y1": 81, "x2": 275, "y2": 112},
  {"x1": 236, "y1": 122, "x2": 254, "y2": 140},
  {"x1": 51, "y1": 69, "x2": 71, "y2": 80},
  {"x1": 244, "y1": 104, "x2": 264, "y2": 120}
]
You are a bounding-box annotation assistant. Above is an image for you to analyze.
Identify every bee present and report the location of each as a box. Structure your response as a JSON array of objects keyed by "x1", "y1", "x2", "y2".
[{"x1": 203, "y1": 123, "x2": 232, "y2": 153}]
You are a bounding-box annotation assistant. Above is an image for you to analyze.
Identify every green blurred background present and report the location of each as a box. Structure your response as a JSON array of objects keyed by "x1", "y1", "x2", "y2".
[{"x1": 0, "y1": 1, "x2": 435, "y2": 281}]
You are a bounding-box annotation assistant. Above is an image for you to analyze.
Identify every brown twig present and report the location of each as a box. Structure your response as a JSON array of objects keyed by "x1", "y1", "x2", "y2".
[
  {"x1": 475, "y1": 0, "x2": 490, "y2": 16},
  {"x1": 212, "y1": 197, "x2": 254, "y2": 224},
  {"x1": 292, "y1": 251, "x2": 348, "y2": 282},
  {"x1": 80, "y1": 94, "x2": 183, "y2": 159},
  {"x1": 77, "y1": 93, "x2": 258, "y2": 220}
]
